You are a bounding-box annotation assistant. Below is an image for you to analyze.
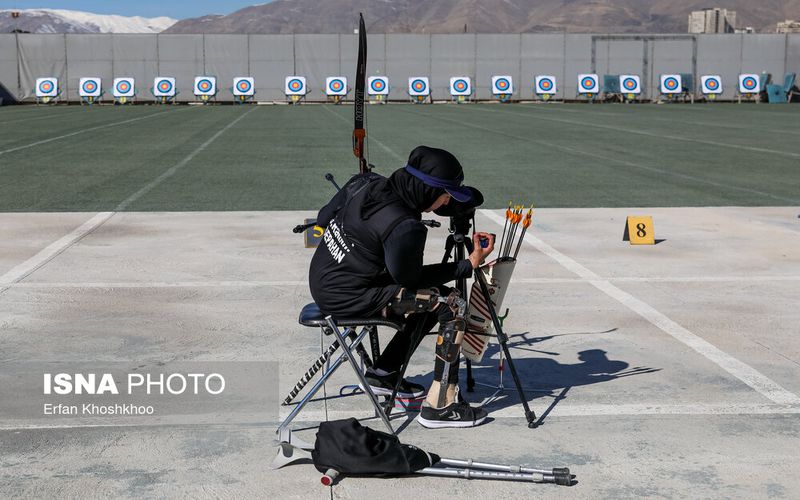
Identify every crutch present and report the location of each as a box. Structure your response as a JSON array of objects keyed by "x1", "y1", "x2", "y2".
[
  {"x1": 320, "y1": 458, "x2": 573, "y2": 486},
  {"x1": 419, "y1": 458, "x2": 572, "y2": 485}
]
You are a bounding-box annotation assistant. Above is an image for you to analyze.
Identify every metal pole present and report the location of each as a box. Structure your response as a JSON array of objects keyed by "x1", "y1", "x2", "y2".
[
  {"x1": 326, "y1": 316, "x2": 394, "y2": 434},
  {"x1": 438, "y1": 458, "x2": 567, "y2": 477},
  {"x1": 419, "y1": 466, "x2": 549, "y2": 482},
  {"x1": 474, "y1": 269, "x2": 537, "y2": 427}
]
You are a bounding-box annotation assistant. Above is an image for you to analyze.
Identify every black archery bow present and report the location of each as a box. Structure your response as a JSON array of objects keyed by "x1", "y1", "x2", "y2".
[
  {"x1": 353, "y1": 13, "x2": 369, "y2": 174},
  {"x1": 292, "y1": 13, "x2": 369, "y2": 234}
]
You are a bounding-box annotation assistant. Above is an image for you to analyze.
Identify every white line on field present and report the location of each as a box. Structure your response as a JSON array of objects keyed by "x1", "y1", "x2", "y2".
[
  {"x1": 2, "y1": 402, "x2": 798, "y2": 430},
  {"x1": 481, "y1": 209, "x2": 800, "y2": 406},
  {"x1": 278, "y1": 403, "x2": 800, "y2": 422},
  {"x1": 0, "y1": 109, "x2": 257, "y2": 292},
  {"x1": 321, "y1": 105, "x2": 405, "y2": 162},
  {"x1": 5, "y1": 280, "x2": 308, "y2": 288},
  {"x1": 0, "y1": 107, "x2": 88, "y2": 126},
  {"x1": 408, "y1": 107, "x2": 798, "y2": 204},
  {"x1": 116, "y1": 107, "x2": 257, "y2": 210},
  {"x1": 0, "y1": 108, "x2": 186, "y2": 158},
  {"x1": 4, "y1": 275, "x2": 800, "y2": 289},
  {"x1": 485, "y1": 105, "x2": 800, "y2": 159},
  {"x1": 0, "y1": 212, "x2": 115, "y2": 293}
]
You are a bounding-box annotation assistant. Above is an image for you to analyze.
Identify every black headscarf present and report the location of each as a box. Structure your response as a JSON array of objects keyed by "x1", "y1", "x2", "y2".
[{"x1": 361, "y1": 146, "x2": 463, "y2": 219}]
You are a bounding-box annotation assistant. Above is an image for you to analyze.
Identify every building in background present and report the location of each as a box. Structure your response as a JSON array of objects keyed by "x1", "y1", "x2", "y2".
[
  {"x1": 776, "y1": 20, "x2": 800, "y2": 33},
  {"x1": 688, "y1": 8, "x2": 737, "y2": 33}
]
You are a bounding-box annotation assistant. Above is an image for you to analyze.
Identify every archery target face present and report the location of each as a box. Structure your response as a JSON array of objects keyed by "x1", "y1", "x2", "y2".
[
  {"x1": 491, "y1": 75, "x2": 513, "y2": 95},
  {"x1": 660, "y1": 74, "x2": 682, "y2": 94},
  {"x1": 153, "y1": 77, "x2": 176, "y2": 97},
  {"x1": 79, "y1": 77, "x2": 101, "y2": 97},
  {"x1": 194, "y1": 76, "x2": 217, "y2": 96},
  {"x1": 578, "y1": 74, "x2": 599, "y2": 94},
  {"x1": 285, "y1": 76, "x2": 307, "y2": 95},
  {"x1": 535, "y1": 75, "x2": 557, "y2": 95},
  {"x1": 408, "y1": 77, "x2": 430, "y2": 96},
  {"x1": 367, "y1": 76, "x2": 389, "y2": 96},
  {"x1": 36, "y1": 77, "x2": 58, "y2": 97},
  {"x1": 233, "y1": 77, "x2": 255, "y2": 96},
  {"x1": 450, "y1": 77, "x2": 472, "y2": 96},
  {"x1": 326, "y1": 76, "x2": 348, "y2": 96},
  {"x1": 739, "y1": 74, "x2": 759, "y2": 93},
  {"x1": 113, "y1": 78, "x2": 135, "y2": 97},
  {"x1": 701, "y1": 75, "x2": 722, "y2": 95},
  {"x1": 619, "y1": 75, "x2": 641, "y2": 94}
]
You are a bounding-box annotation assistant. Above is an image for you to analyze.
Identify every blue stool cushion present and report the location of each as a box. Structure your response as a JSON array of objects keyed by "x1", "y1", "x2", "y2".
[{"x1": 299, "y1": 303, "x2": 404, "y2": 332}]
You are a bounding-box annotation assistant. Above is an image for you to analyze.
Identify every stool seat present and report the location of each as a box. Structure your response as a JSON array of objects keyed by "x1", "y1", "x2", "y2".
[{"x1": 299, "y1": 303, "x2": 404, "y2": 332}]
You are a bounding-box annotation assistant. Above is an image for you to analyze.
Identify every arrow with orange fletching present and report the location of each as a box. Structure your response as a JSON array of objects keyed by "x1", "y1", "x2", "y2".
[
  {"x1": 498, "y1": 201, "x2": 512, "y2": 256},
  {"x1": 513, "y1": 206, "x2": 534, "y2": 259}
]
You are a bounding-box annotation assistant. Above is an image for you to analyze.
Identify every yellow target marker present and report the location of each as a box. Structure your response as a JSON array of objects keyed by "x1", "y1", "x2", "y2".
[{"x1": 623, "y1": 216, "x2": 655, "y2": 245}]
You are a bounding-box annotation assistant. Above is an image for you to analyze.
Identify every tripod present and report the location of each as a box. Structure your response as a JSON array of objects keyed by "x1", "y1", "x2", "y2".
[{"x1": 441, "y1": 213, "x2": 539, "y2": 428}]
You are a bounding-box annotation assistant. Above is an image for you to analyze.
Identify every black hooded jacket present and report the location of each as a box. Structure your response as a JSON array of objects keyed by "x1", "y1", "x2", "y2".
[{"x1": 308, "y1": 147, "x2": 474, "y2": 318}]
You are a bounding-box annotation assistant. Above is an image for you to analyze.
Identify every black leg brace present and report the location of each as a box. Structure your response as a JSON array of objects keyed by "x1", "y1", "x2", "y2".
[{"x1": 383, "y1": 287, "x2": 468, "y2": 408}]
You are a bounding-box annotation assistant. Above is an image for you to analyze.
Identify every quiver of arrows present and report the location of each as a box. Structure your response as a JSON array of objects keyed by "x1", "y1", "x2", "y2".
[{"x1": 462, "y1": 204, "x2": 533, "y2": 362}]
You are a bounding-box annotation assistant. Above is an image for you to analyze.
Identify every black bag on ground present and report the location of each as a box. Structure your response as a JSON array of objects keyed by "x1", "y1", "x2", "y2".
[{"x1": 312, "y1": 418, "x2": 439, "y2": 476}]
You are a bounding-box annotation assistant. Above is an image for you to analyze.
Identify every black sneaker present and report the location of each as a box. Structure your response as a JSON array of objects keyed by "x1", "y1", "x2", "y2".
[
  {"x1": 417, "y1": 400, "x2": 488, "y2": 429},
  {"x1": 362, "y1": 370, "x2": 426, "y2": 399}
]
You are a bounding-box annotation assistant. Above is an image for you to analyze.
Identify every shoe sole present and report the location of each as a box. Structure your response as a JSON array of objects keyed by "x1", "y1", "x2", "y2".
[
  {"x1": 359, "y1": 383, "x2": 426, "y2": 399},
  {"x1": 416, "y1": 414, "x2": 488, "y2": 429}
]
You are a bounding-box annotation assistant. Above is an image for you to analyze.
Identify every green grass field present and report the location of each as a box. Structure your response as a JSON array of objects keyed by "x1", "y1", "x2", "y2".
[{"x1": 0, "y1": 102, "x2": 798, "y2": 211}]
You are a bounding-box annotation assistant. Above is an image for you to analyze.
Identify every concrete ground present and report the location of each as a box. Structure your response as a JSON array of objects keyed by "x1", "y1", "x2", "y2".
[{"x1": 1, "y1": 207, "x2": 799, "y2": 499}]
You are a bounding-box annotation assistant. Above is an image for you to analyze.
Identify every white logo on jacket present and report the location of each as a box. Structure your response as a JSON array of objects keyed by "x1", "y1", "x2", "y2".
[{"x1": 324, "y1": 221, "x2": 351, "y2": 264}]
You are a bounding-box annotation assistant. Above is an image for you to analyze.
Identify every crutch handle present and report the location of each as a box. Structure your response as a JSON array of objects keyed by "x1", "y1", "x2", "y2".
[{"x1": 320, "y1": 468, "x2": 339, "y2": 486}]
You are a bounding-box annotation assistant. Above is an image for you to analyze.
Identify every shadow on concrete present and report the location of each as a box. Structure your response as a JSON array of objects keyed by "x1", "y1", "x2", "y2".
[{"x1": 467, "y1": 337, "x2": 661, "y2": 425}]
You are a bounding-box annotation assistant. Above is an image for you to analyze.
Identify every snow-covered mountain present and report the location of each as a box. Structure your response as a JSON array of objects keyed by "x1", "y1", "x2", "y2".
[{"x1": 0, "y1": 8, "x2": 176, "y2": 34}]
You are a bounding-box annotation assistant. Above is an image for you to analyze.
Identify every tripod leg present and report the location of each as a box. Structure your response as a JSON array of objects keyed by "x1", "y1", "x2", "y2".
[
  {"x1": 466, "y1": 358, "x2": 475, "y2": 392},
  {"x1": 474, "y1": 269, "x2": 538, "y2": 428}
]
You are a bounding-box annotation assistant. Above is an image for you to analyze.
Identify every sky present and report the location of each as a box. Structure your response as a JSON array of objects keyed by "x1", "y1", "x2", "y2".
[{"x1": 0, "y1": 0, "x2": 267, "y2": 19}]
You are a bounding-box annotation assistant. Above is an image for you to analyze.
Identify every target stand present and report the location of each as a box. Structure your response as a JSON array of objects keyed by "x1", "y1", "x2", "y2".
[
  {"x1": 234, "y1": 94, "x2": 253, "y2": 104},
  {"x1": 410, "y1": 95, "x2": 430, "y2": 104},
  {"x1": 80, "y1": 91, "x2": 104, "y2": 105},
  {"x1": 197, "y1": 94, "x2": 216, "y2": 104},
  {"x1": 152, "y1": 77, "x2": 178, "y2": 105},
  {"x1": 36, "y1": 95, "x2": 58, "y2": 105},
  {"x1": 231, "y1": 77, "x2": 256, "y2": 104},
  {"x1": 534, "y1": 76, "x2": 558, "y2": 102},
  {"x1": 619, "y1": 75, "x2": 642, "y2": 103},
  {"x1": 737, "y1": 74, "x2": 761, "y2": 103},
  {"x1": 81, "y1": 96, "x2": 100, "y2": 105},
  {"x1": 35, "y1": 78, "x2": 60, "y2": 105},
  {"x1": 368, "y1": 76, "x2": 389, "y2": 105},
  {"x1": 325, "y1": 77, "x2": 349, "y2": 105},
  {"x1": 491, "y1": 76, "x2": 514, "y2": 103},
  {"x1": 79, "y1": 78, "x2": 103, "y2": 106},
  {"x1": 450, "y1": 77, "x2": 473, "y2": 104},
  {"x1": 194, "y1": 77, "x2": 218, "y2": 105},
  {"x1": 408, "y1": 77, "x2": 431, "y2": 104},
  {"x1": 577, "y1": 74, "x2": 599, "y2": 103},
  {"x1": 113, "y1": 78, "x2": 136, "y2": 105}
]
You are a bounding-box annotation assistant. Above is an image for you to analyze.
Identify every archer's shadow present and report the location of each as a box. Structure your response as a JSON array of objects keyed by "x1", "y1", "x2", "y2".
[{"x1": 460, "y1": 333, "x2": 660, "y2": 418}]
